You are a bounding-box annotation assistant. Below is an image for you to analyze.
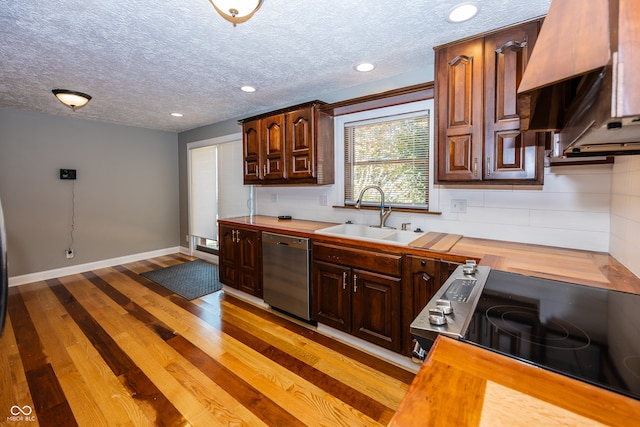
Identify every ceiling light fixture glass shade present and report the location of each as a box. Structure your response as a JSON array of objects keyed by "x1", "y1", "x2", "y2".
[
  {"x1": 52, "y1": 89, "x2": 92, "y2": 111},
  {"x1": 209, "y1": 0, "x2": 263, "y2": 26}
]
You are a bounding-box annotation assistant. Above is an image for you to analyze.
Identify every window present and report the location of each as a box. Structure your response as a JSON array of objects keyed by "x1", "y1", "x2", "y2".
[{"x1": 343, "y1": 101, "x2": 432, "y2": 209}]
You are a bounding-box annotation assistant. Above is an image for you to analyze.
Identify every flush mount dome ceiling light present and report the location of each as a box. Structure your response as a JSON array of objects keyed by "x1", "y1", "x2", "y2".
[
  {"x1": 52, "y1": 89, "x2": 92, "y2": 111},
  {"x1": 447, "y1": 2, "x2": 479, "y2": 23},
  {"x1": 209, "y1": 0, "x2": 263, "y2": 26}
]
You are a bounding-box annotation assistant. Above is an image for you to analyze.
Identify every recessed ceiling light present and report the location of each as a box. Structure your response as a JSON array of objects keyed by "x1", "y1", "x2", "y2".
[
  {"x1": 355, "y1": 62, "x2": 375, "y2": 72},
  {"x1": 447, "y1": 2, "x2": 479, "y2": 23},
  {"x1": 240, "y1": 85, "x2": 256, "y2": 93},
  {"x1": 171, "y1": 112, "x2": 183, "y2": 117}
]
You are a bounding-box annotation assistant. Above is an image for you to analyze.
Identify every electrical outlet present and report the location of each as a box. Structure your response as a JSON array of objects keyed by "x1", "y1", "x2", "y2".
[
  {"x1": 319, "y1": 195, "x2": 328, "y2": 206},
  {"x1": 451, "y1": 199, "x2": 467, "y2": 214},
  {"x1": 60, "y1": 169, "x2": 77, "y2": 180},
  {"x1": 66, "y1": 249, "x2": 74, "y2": 259},
  {"x1": 270, "y1": 193, "x2": 278, "y2": 203},
  {"x1": 185, "y1": 234, "x2": 189, "y2": 243}
]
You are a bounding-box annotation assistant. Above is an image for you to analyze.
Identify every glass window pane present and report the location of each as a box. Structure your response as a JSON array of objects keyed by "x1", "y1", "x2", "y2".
[{"x1": 344, "y1": 109, "x2": 430, "y2": 208}]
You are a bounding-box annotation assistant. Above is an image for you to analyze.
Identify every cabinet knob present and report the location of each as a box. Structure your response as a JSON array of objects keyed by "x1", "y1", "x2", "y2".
[{"x1": 420, "y1": 260, "x2": 427, "y2": 266}]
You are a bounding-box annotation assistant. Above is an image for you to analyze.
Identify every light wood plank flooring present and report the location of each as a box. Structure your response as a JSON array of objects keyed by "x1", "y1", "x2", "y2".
[{"x1": 0, "y1": 254, "x2": 415, "y2": 426}]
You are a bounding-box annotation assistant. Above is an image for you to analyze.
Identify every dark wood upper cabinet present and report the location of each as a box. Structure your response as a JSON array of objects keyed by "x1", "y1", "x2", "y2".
[
  {"x1": 262, "y1": 114, "x2": 286, "y2": 181},
  {"x1": 435, "y1": 19, "x2": 545, "y2": 184},
  {"x1": 286, "y1": 108, "x2": 314, "y2": 180},
  {"x1": 242, "y1": 119, "x2": 261, "y2": 184},
  {"x1": 484, "y1": 22, "x2": 542, "y2": 181},
  {"x1": 436, "y1": 38, "x2": 484, "y2": 182},
  {"x1": 240, "y1": 101, "x2": 334, "y2": 185}
]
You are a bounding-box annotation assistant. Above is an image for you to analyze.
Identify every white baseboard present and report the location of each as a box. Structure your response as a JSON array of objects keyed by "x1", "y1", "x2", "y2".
[
  {"x1": 316, "y1": 324, "x2": 420, "y2": 373},
  {"x1": 8, "y1": 246, "x2": 182, "y2": 287}
]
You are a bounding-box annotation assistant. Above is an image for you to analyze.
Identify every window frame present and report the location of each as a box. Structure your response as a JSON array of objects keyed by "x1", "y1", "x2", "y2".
[{"x1": 334, "y1": 98, "x2": 438, "y2": 212}]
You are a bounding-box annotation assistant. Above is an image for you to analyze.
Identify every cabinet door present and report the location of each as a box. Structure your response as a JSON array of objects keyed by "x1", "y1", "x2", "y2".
[
  {"x1": 436, "y1": 38, "x2": 484, "y2": 182},
  {"x1": 401, "y1": 256, "x2": 459, "y2": 355},
  {"x1": 484, "y1": 22, "x2": 541, "y2": 181},
  {"x1": 312, "y1": 260, "x2": 351, "y2": 333},
  {"x1": 218, "y1": 225, "x2": 238, "y2": 288},
  {"x1": 286, "y1": 107, "x2": 315, "y2": 180},
  {"x1": 262, "y1": 114, "x2": 286, "y2": 180},
  {"x1": 351, "y1": 269, "x2": 401, "y2": 352},
  {"x1": 242, "y1": 119, "x2": 262, "y2": 184},
  {"x1": 237, "y1": 228, "x2": 262, "y2": 297}
]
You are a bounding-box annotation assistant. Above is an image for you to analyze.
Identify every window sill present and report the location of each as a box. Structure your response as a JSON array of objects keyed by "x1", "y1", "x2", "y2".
[{"x1": 332, "y1": 205, "x2": 442, "y2": 215}]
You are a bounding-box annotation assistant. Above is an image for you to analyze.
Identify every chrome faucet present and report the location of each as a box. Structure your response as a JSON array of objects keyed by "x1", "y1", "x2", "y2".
[{"x1": 355, "y1": 185, "x2": 393, "y2": 228}]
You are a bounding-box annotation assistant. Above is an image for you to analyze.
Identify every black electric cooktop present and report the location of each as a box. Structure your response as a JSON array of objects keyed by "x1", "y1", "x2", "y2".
[{"x1": 464, "y1": 270, "x2": 640, "y2": 400}]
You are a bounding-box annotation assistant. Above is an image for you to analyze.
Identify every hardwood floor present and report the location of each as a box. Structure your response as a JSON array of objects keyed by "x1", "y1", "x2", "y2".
[{"x1": 0, "y1": 254, "x2": 415, "y2": 426}]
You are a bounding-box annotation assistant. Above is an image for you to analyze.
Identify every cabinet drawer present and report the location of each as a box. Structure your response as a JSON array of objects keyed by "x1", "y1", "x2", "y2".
[{"x1": 312, "y1": 243, "x2": 401, "y2": 277}]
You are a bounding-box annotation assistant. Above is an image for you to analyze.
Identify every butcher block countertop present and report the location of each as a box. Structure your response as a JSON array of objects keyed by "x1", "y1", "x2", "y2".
[
  {"x1": 218, "y1": 215, "x2": 640, "y2": 293},
  {"x1": 388, "y1": 336, "x2": 640, "y2": 426}
]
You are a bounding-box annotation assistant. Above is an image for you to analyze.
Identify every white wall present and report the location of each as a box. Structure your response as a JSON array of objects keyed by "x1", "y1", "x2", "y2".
[{"x1": 610, "y1": 156, "x2": 640, "y2": 277}]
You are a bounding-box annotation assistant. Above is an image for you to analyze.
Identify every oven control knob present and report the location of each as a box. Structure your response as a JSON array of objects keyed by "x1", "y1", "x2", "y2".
[
  {"x1": 463, "y1": 260, "x2": 478, "y2": 275},
  {"x1": 436, "y1": 299, "x2": 453, "y2": 314},
  {"x1": 428, "y1": 308, "x2": 447, "y2": 326}
]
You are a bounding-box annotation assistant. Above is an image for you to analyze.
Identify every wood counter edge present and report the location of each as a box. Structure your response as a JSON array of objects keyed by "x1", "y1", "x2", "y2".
[
  {"x1": 388, "y1": 336, "x2": 640, "y2": 427},
  {"x1": 218, "y1": 216, "x2": 640, "y2": 292},
  {"x1": 218, "y1": 217, "x2": 472, "y2": 263}
]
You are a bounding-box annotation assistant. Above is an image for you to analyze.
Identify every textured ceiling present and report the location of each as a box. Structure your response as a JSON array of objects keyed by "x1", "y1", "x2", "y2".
[{"x1": 0, "y1": 0, "x2": 552, "y2": 133}]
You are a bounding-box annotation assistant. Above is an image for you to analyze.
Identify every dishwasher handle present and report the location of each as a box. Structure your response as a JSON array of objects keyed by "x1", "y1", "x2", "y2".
[{"x1": 262, "y1": 231, "x2": 310, "y2": 250}]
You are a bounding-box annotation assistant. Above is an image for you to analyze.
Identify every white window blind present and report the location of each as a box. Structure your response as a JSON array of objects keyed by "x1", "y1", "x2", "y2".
[
  {"x1": 190, "y1": 146, "x2": 218, "y2": 241},
  {"x1": 217, "y1": 140, "x2": 250, "y2": 219},
  {"x1": 344, "y1": 111, "x2": 430, "y2": 208}
]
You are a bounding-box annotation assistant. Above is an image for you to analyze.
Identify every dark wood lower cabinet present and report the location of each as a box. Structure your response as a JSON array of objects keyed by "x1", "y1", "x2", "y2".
[
  {"x1": 313, "y1": 260, "x2": 351, "y2": 332},
  {"x1": 401, "y1": 255, "x2": 459, "y2": 356},
  {"x1": 312, "y1": 243, "x2": 402, "y2": 353},
  {"x1": 312, "y1": 242, "x2": 462, "y2": 355},
  {"x1": 351, "y1": 269, "x2": 401, "y2": 351},
  {"x1": 218, "y1": 224, "x2": 262, "y2": 297}
]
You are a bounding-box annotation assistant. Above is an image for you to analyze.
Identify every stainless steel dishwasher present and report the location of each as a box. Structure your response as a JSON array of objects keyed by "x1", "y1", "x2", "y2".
[{"x1": 262, "y1": 231, "x2": 312, "y2": 321}]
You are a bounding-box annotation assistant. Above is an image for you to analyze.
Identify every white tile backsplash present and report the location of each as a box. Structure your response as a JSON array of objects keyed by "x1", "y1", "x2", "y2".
[
  {"x1": 254, "y1": 163, "x2": 615, "y2": 253},
  {"x1": 610, "y1": 156, "x2": 640, "y2": 277}
]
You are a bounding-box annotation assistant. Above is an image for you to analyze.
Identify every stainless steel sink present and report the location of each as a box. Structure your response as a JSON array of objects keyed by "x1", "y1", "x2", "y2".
[{"x1": 314, "y1": 223, "x2": 425, "y2": 246}]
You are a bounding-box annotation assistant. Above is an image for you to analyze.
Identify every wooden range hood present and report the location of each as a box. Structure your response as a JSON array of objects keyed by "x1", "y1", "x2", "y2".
[{"x1": 518, "y1": 0, "x2": 640, "y2": 156}]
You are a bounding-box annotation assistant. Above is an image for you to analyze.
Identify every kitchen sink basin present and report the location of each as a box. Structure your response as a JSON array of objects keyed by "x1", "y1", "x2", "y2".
[{"x1": 315, "y1": 223, "x2": 426, "y2": 246}]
